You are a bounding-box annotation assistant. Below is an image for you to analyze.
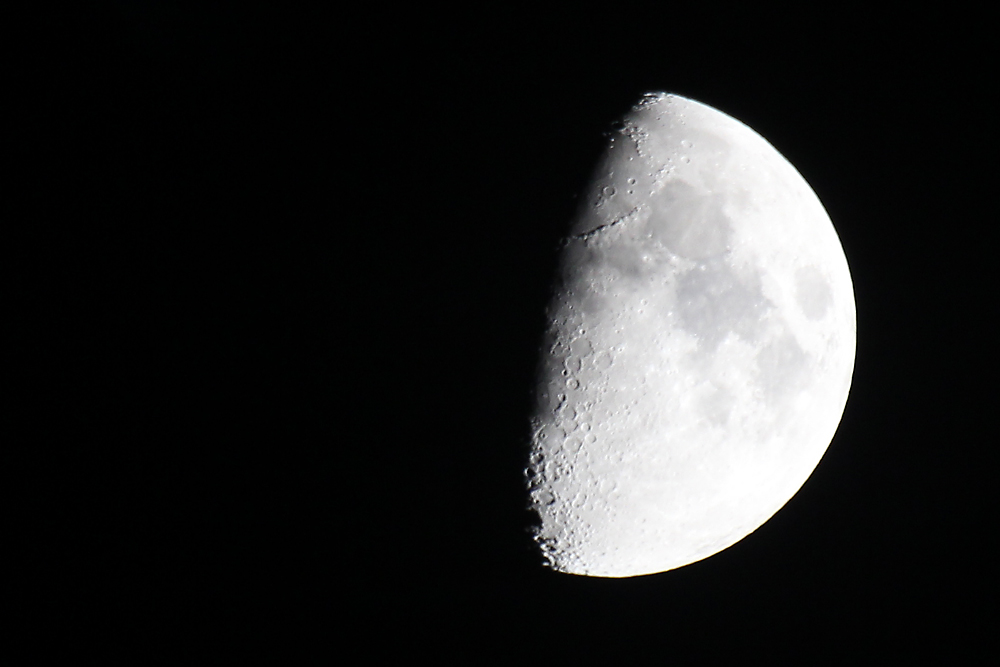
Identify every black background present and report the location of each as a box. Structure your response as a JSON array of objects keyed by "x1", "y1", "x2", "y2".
[{"x1": 13, "y1": 4, "x2": 995, "y2": 661}]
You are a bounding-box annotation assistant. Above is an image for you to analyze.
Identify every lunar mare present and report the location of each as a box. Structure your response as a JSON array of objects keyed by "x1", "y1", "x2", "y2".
[{"x1": 527, "y1": 93, "x2": 855, "y2": 578}]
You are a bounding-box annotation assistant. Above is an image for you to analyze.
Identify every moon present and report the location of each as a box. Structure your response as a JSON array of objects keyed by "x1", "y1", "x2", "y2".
[{"x1": 526, "y1": 93, "x2": 855, "y2": 578}]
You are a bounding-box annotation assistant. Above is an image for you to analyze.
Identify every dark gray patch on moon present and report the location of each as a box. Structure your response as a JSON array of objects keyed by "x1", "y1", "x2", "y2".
[
  {"x1": 697, "y1": 384, "x2": 736, "y2": 426},
  {"x1": 676, "y1": 260, "x2": 772, "y2": 350},
  {"x1": 755, "y1": 333, "x2": 810, "y2": 405},
  {"x1": 795, "y1": 266, "x2": 833, "y2": 320},
  {"x1": 560, "y1": 226, "x2": 669, "y2": 307},
  {"x1": 646, "y1": 180, "x2": 732, "y2": 259}
]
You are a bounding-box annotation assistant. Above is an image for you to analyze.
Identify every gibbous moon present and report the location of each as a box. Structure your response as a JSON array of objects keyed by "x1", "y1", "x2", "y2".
[{"x1": 526, "y1": 93, "x2": 855, "y2": 578}]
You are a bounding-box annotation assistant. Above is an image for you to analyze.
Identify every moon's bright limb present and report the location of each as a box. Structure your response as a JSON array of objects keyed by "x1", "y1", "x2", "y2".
[{"x1": 527, "y1": 93, "x2": 855, "y2": 578}]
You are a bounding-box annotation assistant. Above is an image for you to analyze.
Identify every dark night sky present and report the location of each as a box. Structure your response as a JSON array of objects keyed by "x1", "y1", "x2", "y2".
[{"x1": 13, "y1": 4, "x2": 995, "y2": 661}]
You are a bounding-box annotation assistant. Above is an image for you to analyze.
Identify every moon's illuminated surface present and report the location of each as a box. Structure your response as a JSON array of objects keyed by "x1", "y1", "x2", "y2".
[{"x1": 526, "y1": 93, "x2": 855, "y2": 578}]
